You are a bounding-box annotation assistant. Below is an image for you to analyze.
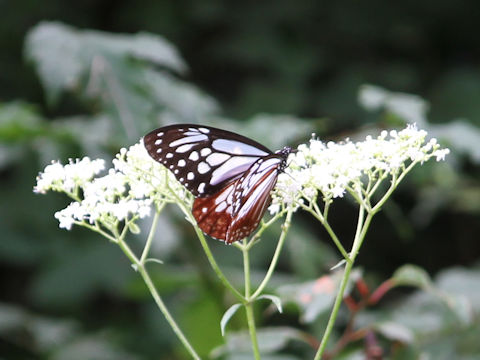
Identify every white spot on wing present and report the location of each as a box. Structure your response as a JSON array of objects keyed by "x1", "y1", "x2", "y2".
[
  {"x1": 166, "y1": 153, "x2": 173, "y2": 158},
  {"x1": 201, "y1": 147, "x2": 212, "y2": 156},
  {"x1": 189, "y1": 151, "x2": 199, "y2": 161},
  {"x1": 169, "y1": 134, "x2": 207, "y2": 147},
  {"x1": 187, "y1": 172, "x2": 194, "y2": 180},
  {"x1": 197, "y1": 162, "x2": 210, "y2": 174},
  {"x1": 214, "y1": 189, "x2": 230, "y2": 204},
  {"x1": 155, "y1": 139, "x2": 162, "y2": 145},
  {"x1": 206, "y1": 153, "x2": 230, "y2": 166},
  {"x1": 212, "y1": 139, "x2": 269, "y2": 156},
  {"x1": 156, "y1": 148, "x2": 162, "y2": 153},
  {"x1": 210, "y1": 157, "x2": 258, "y2": 185},
  {"x1": 199, "y1": 127, "x2": 210, "y2": 134},
  {"x1": 215, "y1": 202, "x2": 227, "y2": 212},
  {"x1": 198, "y1": 182, "x2": 206, "y2": 193},
  {"x1": 157, "y1": 132, "x2": 164, "y2": 136},
  {"x1": 176, "y1": 144, "x2": 194, "y2": 153},
  {"x1": 178, "y1": 159, "x2": 186, "y2": 167}
]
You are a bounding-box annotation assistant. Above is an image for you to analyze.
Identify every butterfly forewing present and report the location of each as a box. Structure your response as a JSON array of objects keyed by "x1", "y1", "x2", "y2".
[{"x1": 143, "y1": 124, "x2": 272, "y2": 197}]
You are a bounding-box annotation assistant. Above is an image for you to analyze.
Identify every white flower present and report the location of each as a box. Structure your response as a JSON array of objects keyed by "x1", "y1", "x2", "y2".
[
  {"x1": 270, "y1": 124, "x2": 449, "y2": 213},
  {"x1": 36, "y1": 140, "x2": 189, "y2": 231},
  {"x1": 54, "y1": 202, "x2": 80, "y2": 230},
  {"x1": 34, "y1": 157, "x2": 105, "y2": 194}
]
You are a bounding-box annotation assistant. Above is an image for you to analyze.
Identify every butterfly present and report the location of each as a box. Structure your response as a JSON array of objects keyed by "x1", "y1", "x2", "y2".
[{"x1": 143, "y1": 124, "x2": 292, "y2": 244}]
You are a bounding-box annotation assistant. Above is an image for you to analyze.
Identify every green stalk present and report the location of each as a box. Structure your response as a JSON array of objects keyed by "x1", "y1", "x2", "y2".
[
  {"x1": 313, "y1": 206, "x2": 374, "y2": 360},
  {"x1": 251, "y1": 208, "x2": 293, "y2": 299},
  {"x1": 191, "y1": 222, "x2": 245, "y2": 302},
  {"x1": 314, "y1": 253, "x2": 354, "y2": 359},
  {"x1": 116, "y1": 237, "x2": 200, "y2": 359},
  {"x1": 137, "y1": 264, "x2": 201, "y2": 360},
  {"x1": 140, "y1": 207, "x2": 162, "y2": 264},
  {"x1": 243, "y1": 238, "x2": 261, "y2": 360},
  {"x1": 313, "y1": 165, "x2": 418, "y2": 359},
  {"x1": 172, "y1": 196, "x2": 245, "y2": 303},
  {"x1": 300, "y1": 203, "x2": 351, "y2": 262}
]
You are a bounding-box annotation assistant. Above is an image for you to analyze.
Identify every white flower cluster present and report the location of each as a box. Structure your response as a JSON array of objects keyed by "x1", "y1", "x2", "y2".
[
  {"x1": 35, "y1": 141, "x2": 187, "y2": 231},
  {"x1": 34, "y1": 157, "x2": 105, "y2": 194},
  {"x1": 269, "y1": 124, "x2": 449, "y2": 214}
]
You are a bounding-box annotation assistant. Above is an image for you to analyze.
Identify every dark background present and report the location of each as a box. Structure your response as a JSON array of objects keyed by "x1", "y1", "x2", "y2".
[{"x1": 1, "y1": 0, "x2": 479, "y2": 359}]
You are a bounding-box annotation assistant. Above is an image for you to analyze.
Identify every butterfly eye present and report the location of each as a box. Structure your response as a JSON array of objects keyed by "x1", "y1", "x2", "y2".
[{"x1": 144, "y1": 124, "x2": 291, "y2": 243}]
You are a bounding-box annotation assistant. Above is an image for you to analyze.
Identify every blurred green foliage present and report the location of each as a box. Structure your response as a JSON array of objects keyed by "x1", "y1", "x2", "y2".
[{"x1": 0, "y1": 1, "x2": 479, "y2": 358}]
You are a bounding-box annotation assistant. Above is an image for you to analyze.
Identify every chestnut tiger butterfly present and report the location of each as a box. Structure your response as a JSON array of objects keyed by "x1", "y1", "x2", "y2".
[{"x1": 143, "y1": 124, "x2": 292, "y2": 244}]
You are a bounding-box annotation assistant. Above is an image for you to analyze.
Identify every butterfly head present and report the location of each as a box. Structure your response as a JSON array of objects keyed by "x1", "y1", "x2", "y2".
[{"x1": 275, "y1": 146, "x2": 293, "y2": 172}]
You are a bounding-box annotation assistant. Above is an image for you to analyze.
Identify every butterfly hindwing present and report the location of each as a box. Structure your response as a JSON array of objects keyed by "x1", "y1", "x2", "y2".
[
  {"x1": 192, "y1": 181, "x2": 236, "y2": 241},
  {"x1": 192, "y1": 155, "x2": 283, "y2": 243}
]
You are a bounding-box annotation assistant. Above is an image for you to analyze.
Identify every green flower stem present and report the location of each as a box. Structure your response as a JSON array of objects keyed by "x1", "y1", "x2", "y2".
[
  {"x1": 116, "y1": 237, "x2": 201, "y2": 360},
  {"x1": 300, "y1": 203, "x2": 351, "y2": 263},
  {"x1": 247, "y1": 211, "x2": 285, "y2": 248},
  {"x1": 242, "y1": 238, "x2": 261, "y2": 360},
  {"x1": 313, "y1": 205, "x2": 373, "y2": 360},
  {"x1": 166, "y1": 184, "x2": 245, "y2": 303},
  {"x1": 371, "y1": 161, "x2": 417, "y2": 214},
  {"x1": 83, "y1": 223, "x2": 118, "y2": 243},
  {"x1": 250, "y1": 208, "x2": 293, "y2": 299},
  {"x1": 367, "y1": 171, "x2": 387, "y2": 198},
  {"x1": 140, "y1": 206, "x2": 163, "y2": 264},
  {"x1": 313, "y1": 164, "x2": 420, "y2": 359},
  {"x1": 137, "y1": 264, "x2": 201, "y2": 360},
  {"x1": 314, "y1": 250, "x2": 354, "y2": 359},
  {"x1": 191, "y1": 221, "x2": 245, "y2": 302},
  {"x1": 245, "y1": 304, "x2": 261, "y2": 360}
]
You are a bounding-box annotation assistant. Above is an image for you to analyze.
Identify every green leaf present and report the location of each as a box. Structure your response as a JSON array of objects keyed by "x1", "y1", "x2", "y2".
[
  {"x1": 144, "y1": 258, "x2": 164, "y2": 266},
  {"x1": 25, "y1": 22, "x2": 86, "y2": 105},
  {"x1": 220, "y1": 303, "x2": 242, "y2": 337},
  {"x1": 86, "y1": 31, "x2": 186, "y2": 72},
  {"x1": 436, "y1": 267, "x2": 480, "y2": 311},
  {"x1": 335, "y1": 349, "x2": 365, "y2": 360},
  {"x1": 50, "y1": 336, "x2": 138, "y2": 360},
  {"x1": 180, "y1": 290, "x2": 224, "y2": 357},
  {"x1": 0, "y1": 102, "x2": 45, "y2": 142},
  {"x1": 30, "y1": 241, "x2": 134, "y2": 308},
  {"x1": 212, "y1": 327, "x2": 307, "y2": 358},
  {"x1": 276, "y1": 269, "x2": 360, "y2": 323},
  {"x1": 374, "y1": 321, "x2": 414, "y2": 344},
  {"x1": 432, "y1": 119, "x2": 480, "y2": 164},
  {"x1": 128, "y1": 222, "x2": 140, "y2": 234},
  {"x1": 391, "y1": 264, "x2": 432, "y2": 290},
  {"x1": 444, "y1": 294, "x2": 474, "y2": 327},
  {"x1": 0, "y1": 303, "x2": 78, "y2": 352},
  {"x1": 142, "y1": 69, "x2": 219, "y2": 121},
  {"x1": 25, "y1": 22, "x2": 187, "y2": 106},
  {"x1": 358, "y1": 84, "x2": 429, "y2": 126},
  {"x1": 257, "y1": 294, "x2": 283, "y2": 314}
]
